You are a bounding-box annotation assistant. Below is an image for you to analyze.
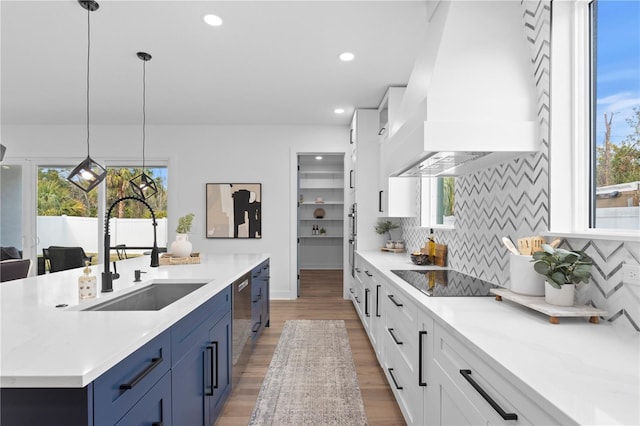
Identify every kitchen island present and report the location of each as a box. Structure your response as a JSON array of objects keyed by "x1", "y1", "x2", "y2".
[
  {"x1": 1, "y1": 252, "x2": 269, "y2": 425},
  {"x1": 354, "y1": 250, "x2": 639, "y2": 426}
]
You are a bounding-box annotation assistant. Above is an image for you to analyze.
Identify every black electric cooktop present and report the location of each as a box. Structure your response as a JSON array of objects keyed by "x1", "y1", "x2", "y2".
[{"x1": 391, "y1": 270, "x2": 497, "y2": 297}]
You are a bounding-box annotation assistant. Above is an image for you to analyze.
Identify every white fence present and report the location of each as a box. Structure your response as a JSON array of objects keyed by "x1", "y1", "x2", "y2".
[
  {"x1": 37, "y1": 216, "x2": 168, "y2": 254},
  {"x1": 596, "y1": 206, "x2": 640, "y2": 229}
]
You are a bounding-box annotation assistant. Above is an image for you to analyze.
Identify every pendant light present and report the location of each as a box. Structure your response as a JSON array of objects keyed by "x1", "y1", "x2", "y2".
[
  {"x1": 68, "y1": 0, "x2": 106, "y2": 193},
  {"x1": 129, "y1": 51, "x2": 158, "y2": 199}
]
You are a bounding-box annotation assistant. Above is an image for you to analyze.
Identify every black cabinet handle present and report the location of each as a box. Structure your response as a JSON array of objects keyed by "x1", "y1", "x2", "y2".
[
  {"x1": 151, "y1": 399, "x2": 164, "y2": 426},
  {"x1": 375, "y1": 284, "x2": 381, "y2": 317},
  {"x1": 378, "y1": 190, "x2": 384, "y2": 212},
  {"x1": 119, "y1": 356, "x2": 163, "y2": 391},
  {"x1": 459, "y1": 369, "x2": 518, "y2": 421},
  {"x1": 388, "y1": 328, "x2": 403, "y2": 345},
  {"x1": 418, "y1": 330, "x2": 427, "y2": 387},
  {"x1": 355, "y1": 296, "x2": 360, "y2": 304},
  {"x1": 365, "y1": 288, "x2": 370, "y2": 317},
  {"x1": 252, "y1": 322, "x2": 261, "y2": 333},
  {"x1": 349, "y1": 287, "x2": 355, "y2": 294},
  {"x1": 205, "y1": 346, "x2": 214, "y2": 395},
  {"x1": 349, "y1": 169, "x2": 354, "y2": 189},
  {"x1": 212, "y1": 342, "x2": 219, "y2": 389},
  {"x1": 364, "y1": 270, "x2": 373, "y2": 277},
  {"x1": 387, "y1": 294, "x2": 403, "y2": 307},
  {"x1": 350, "y1": 128, "x2": 355, "y2": 144},
  {"x1": 355, "y1": 267, "x2": 361, "y2": 273},
  {"x1": 388, "y1": 368, "x2": 403, "y2": 390}
]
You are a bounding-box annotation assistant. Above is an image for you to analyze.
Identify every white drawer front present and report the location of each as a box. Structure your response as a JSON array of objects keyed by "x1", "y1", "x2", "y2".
[{"x1": 434, "y1": 324, "x2": 560, "y2": 425}]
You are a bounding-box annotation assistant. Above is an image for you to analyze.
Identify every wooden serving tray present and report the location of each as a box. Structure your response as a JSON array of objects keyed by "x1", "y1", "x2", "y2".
[
  {"x1": 380, "y1": 247, "x2": 405, "y2": 253},
  {"x1": 159, "y1": 252, "x2": 201, "y2": 265},
  {"x1": 490, "y1": 288, "x2": 608, "y2": 324}
]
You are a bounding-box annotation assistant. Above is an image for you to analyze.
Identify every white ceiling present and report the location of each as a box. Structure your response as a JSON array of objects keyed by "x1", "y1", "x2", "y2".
[{"x1": 1, "y1": 0, "x2": 427, "y2": 126}]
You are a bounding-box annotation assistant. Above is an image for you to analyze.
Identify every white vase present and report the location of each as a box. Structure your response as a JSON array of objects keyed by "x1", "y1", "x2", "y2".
[
  {"x1": 544, "y1": 281, "x2": 575, "y2": 306},
  {"x1": 171, "y1": 233, "x2": 192, "y2": 258}
]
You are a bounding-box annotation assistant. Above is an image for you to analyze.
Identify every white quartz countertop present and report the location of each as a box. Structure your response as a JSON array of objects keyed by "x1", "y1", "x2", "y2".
[
  {"x1": 0, "y1": 253, "x2": 269, "y2": 388},
  {"x1": 357, "y1": 250, "x2": 640, "y2": 426}
]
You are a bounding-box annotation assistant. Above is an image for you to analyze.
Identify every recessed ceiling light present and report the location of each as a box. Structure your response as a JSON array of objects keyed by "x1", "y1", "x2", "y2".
[
  {"x1": 203, "y1": 14, "x2": 223, "y2": 26},
  {"x1": 339, "y1": 52, "x2": 355, "y2": 62},
  {"x1": 316, "y1": 156, "x2": 323, "y2": 160},
  {"x1": 334, "y1": 108, "x2": 345, "y2": 114}
]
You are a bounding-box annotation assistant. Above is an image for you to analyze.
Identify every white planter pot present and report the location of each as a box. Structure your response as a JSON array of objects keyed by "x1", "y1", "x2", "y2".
[
  {"x1": 170, "y1": 233, "x2": 192, "y2": 258},
  {"x1": 544, "y1": 281, "x2": 575, "y2": 306}
]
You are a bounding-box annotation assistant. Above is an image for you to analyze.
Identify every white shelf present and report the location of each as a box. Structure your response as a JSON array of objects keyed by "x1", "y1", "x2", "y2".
[
  {"x1": 298, "y1": 155, "x2": 345, "y2": 269},
  {"x1": 300, "y1": 202, "x2": 343, "y2": 205},
  {"x1": 299, "y1": 170, "x2": 343, "y2": 176}
]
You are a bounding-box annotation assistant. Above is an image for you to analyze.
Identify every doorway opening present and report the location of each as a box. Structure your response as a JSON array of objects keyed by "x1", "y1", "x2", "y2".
[{"x1": 297, "y1": 154, "x2": 345, "y2": 297}]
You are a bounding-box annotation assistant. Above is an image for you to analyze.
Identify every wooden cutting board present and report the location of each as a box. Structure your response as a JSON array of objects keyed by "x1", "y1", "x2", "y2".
[{"x1": 419, "y1": 243, "x2": 447, "y2": 267}]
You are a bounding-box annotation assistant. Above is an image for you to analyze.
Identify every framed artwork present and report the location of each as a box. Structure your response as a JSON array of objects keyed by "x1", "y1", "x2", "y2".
[{"x1": 206, "y1": 183, "x2": 262, "y2": 239}]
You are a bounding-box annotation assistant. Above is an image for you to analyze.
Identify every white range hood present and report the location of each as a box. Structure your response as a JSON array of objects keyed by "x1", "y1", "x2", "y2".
[{"x1": 388, "y1": 0, "x2": 540, "y2": 178}]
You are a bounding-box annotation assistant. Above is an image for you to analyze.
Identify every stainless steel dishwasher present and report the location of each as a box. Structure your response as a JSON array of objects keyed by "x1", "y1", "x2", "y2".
[{"x1": 232, "y1": 272, "x2": 252, "y2": 386}]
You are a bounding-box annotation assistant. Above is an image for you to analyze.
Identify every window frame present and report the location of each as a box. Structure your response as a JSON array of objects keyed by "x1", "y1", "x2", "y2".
[
  {"x1": 548, "y1": 0, "x2": 639, "y2": 241},
  {"x1": 420, "y1": 176, "x2": 455, "y2": 230}
]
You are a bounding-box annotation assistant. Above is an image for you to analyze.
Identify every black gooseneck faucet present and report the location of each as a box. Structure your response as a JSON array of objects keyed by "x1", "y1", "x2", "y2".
[{"x1": 102, "y1": 196, "x2": 159, "y2": 292}]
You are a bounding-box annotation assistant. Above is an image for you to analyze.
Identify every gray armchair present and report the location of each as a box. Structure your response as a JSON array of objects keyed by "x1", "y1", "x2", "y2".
[{"x1": 0, "y1": 259, "x2": 31, "y2": 282}]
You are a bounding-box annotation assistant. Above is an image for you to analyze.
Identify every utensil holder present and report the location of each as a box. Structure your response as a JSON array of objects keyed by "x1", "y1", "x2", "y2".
[{"x1": 509, "y1": 253, "x2": 545, "y2": 296}]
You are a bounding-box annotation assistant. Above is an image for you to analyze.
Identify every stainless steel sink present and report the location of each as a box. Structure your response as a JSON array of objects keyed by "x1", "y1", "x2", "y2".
[{"x1": 82, "y1": 282, "x2": 207, "y2": 311}]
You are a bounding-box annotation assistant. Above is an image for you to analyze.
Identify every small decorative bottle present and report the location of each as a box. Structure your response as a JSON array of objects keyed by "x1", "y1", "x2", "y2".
[
  {"x1": 428, "y1": 228, "x2": 436, "y2": 262},
  {"x1": 78, "y1": 261, "x2": 97, "y2": 299}
]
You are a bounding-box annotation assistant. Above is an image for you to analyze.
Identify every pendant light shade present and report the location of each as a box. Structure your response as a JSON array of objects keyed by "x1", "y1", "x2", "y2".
[
  {"x1": 129, "y1": 51, "x2": 158, "y2": 199},
  {"x1": 68, "y1": 0, "x2": 106, "y2": 193}
]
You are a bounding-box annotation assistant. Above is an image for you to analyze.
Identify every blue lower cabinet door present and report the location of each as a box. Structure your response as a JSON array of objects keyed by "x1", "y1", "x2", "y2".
[
  {"x1": 171, "y1": 340, "x2": 206, "y2": 425},
  {"x1": 207, "y1": 313, "x2": 232, "y2": 423},
  {"x1": 115, "y1": 371, "x2": 171, "y2": 426}
]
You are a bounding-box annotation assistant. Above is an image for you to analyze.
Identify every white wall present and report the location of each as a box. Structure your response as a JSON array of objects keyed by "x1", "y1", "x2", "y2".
[{"x1": 2, "y1": 124, "x2": 349, "y2": 299}]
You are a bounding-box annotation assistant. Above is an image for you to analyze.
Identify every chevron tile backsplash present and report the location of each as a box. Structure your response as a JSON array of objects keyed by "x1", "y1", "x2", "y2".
[{"x1": 400, "y1": 0, "x2": 639, "y2": 332}]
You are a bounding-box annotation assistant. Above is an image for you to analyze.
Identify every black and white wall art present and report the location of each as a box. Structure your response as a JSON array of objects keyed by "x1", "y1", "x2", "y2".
[{"x1": 206, "y1": 183, "x2": 262, "y2": 239}]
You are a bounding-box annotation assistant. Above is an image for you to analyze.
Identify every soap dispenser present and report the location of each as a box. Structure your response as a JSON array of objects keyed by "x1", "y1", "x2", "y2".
[{"x1": 78, "y1": 261, "x2": 97, "y2": 299}]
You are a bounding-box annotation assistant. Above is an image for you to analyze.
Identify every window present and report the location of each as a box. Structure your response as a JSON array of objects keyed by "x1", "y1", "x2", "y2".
[
  {"x1": 590, "y1": 0, "x2": 640, "y2": 230},
  {"x1": 37, "y1": 165, "x2": 100, "y2": 266},
  {"x1": 420, "y1": 176, "x2": 455, "y2": 228},
  {"x1": 36, "y1": 165, "x2": 168, "y2": 267},
  {"x1": 105, "y1": 166, "x2": 168, "y2": 254}
]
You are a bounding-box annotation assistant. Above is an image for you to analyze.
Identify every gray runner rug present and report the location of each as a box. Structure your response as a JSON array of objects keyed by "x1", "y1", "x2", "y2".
[{"x1": 249, "y1": 320, "x2": 369, "y2": 426}]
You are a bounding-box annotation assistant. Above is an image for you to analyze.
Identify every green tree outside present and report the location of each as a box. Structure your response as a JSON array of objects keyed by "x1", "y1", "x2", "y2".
[{"x1": 38, "y1": 167, "x2": 167, "y2": 218}]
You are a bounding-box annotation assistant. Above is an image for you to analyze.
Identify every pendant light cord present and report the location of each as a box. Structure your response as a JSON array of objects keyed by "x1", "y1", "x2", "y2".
[
  {"x1": 86, "y1": 7, "x2": 91, "y2": 157},
  {"x1": 142, "y1": 58, "x2": 146, "y2": 171}
]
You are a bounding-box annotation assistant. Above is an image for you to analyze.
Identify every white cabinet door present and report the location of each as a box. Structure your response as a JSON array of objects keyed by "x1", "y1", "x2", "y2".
[
  {"x1": 433, "y1": 364, "x2": 488, "y2": 426},
  {"x1": 377, "y1": 176, "x2": 418, "y2": 218}
]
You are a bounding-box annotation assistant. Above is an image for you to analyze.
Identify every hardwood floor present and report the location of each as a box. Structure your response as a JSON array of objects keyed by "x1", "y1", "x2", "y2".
[{"x1": 215, "y1": 269, "x2": 406, "y2": 425}]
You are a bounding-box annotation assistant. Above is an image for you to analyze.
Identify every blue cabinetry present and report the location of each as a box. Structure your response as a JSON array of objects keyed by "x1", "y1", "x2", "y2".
[
  {"x1": 0, "y1": 284, "x2": 233, "y2": 426},
  {"x1": 251, "y1": 260, "x2": 270, "y2": 340},
  {"x1": 114, "y1": 371, "x2": 171, "y2": 426},
  {"x1": 94, "y1": 330, "x2": 171, "y2": 425},
  {"x1": 171, "y1": 287, "x2": 231, "y2": 425}
]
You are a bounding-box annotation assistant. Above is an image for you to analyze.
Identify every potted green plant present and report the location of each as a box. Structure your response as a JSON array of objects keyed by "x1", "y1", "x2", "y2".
[
  {"x1": 319, "y1": 227, "x2": 326, "y2": 236},
  {"x1": 176, "y1": 213, "x2": 194, "y2": 234},
  {"x1": 375, "y1": 220, "x2": 400, "y2": 248},
  {"x1": 531, "y1": 244, "x2": 593, "y2": 306},
  {"x1": 171, "y1": 213, "x2": 195, "y2": 257}
]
